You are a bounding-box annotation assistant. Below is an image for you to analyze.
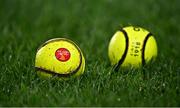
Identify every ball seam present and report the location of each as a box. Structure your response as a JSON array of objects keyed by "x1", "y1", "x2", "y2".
[
  {"x1": 114, "y1": 29, "x2": 129, "y2": 71},
  {"x1": 35, "y1": 57, "x2": 82, "y2": 77},
  {"x1": 141, "y1": 33, "x2": 152, "y2": 66}
]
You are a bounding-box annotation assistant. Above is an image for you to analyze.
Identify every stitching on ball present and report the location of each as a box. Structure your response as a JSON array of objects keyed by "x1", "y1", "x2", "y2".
[
  {"x1": 142, "y1": 33, "x2": 152, "y2": 66},
  {"x1": 114, "y1": 29, "x2": 129, "y2": 71}
]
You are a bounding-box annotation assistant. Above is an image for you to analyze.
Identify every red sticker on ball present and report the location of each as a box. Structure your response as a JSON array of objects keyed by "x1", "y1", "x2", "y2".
[{"x1": 55, "y1": 48, "x2": 71, "y2": 62}]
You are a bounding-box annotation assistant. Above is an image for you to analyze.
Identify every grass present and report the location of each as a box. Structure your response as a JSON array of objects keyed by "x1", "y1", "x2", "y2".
[{"x1": 0, "y1": 0, "x2": 179, "y2": 106}]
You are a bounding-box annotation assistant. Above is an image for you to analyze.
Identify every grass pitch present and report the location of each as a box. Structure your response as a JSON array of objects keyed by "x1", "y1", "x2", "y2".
[{"x1": 0, "y1": 0, "x2": 179, "y2": 106}]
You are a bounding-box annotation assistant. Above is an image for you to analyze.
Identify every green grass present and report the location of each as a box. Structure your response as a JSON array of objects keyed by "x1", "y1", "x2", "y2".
[{"x1": 0, "y1": 0, "x2": 180, "y2": 106}]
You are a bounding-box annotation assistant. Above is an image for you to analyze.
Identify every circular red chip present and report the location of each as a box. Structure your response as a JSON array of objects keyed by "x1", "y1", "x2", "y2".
[{"x1": 55, "y1": 48, "x2": 71, "y2": 62}]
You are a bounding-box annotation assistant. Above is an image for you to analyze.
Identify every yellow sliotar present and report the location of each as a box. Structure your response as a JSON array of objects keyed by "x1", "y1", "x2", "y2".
[
  {"x1": 35, "y1": 38, "x2": 85, "y2": 80},
  {"x1": 108, "y1": 26, "x2": 158, "y2": 70}
]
